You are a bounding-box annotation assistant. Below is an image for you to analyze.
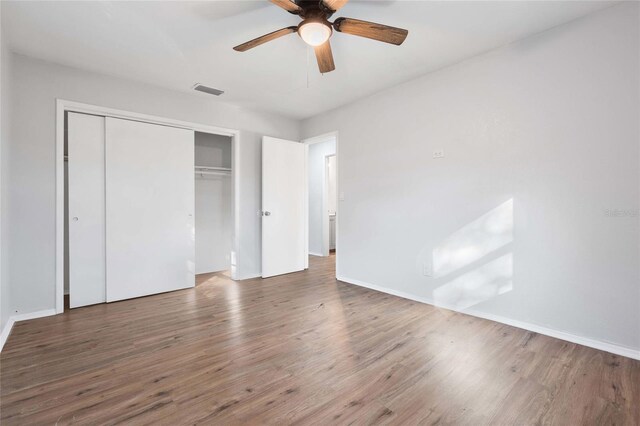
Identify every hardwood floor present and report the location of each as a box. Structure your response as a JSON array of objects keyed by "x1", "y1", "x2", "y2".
[{"x1": 1, "y1": 255, "x2": 639, "y2": 425}]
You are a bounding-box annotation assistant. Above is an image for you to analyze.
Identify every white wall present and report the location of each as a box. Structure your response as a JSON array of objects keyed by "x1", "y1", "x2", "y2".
[
  {"x1": 6, "y1": 53, "x2": 300, "y2": 317},
  {"x1": 1, "y1": 10, "x2": 12, "y2": 334},
  {"x1": 195, "y1": 132, "x2": 232, "y2": 168},
  {"x1": 308, "y1": 138, "x2": 335, "y2": 256},
  {"x1": 302, "y1": 3, "x2": 640, "y2": 354},
  {"x1": 195, "y1": 132, "x2": 232, "y2": 274}
]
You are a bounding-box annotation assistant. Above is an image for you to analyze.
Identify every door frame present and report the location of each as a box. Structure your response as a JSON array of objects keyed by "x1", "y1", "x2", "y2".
[
  {"x1": 302, "y1": 131, "x2": 339, "y2": 271},
  {"x1": 323, "y1": 154, "x2": 336, "y2": 256},
  {"x1": 55, "y1": 99, "x2": 241, "y2": 314}
]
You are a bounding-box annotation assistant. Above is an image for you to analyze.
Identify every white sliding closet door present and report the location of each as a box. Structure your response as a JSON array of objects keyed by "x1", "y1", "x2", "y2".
[
  {"x1": 105, "y1": 118, "x2": 195, "y2": 302},
  {"x1": 68, "y1": 112, "x2": 106, "y2": 308}
]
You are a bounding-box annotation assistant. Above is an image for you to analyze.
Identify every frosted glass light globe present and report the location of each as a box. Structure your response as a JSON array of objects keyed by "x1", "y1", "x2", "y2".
[{"x1": 299, "y1": 21, "x2": 332, "y2": 46}]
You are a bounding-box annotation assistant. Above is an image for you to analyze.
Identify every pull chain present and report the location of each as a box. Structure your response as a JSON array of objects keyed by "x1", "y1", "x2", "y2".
[{"x1": 306, "y1": 46, "x2": 310, "y2": 88}]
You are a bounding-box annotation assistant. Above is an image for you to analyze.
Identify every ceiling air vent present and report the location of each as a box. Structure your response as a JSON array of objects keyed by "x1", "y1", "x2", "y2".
[{"x1": 193, "y1": 84, "x2": 224, "y2": 96}]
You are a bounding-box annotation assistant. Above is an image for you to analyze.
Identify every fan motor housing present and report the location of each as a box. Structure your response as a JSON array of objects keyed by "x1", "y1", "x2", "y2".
[{"x1": 292, "y1": 0, "x2": 336, "y2": 19}]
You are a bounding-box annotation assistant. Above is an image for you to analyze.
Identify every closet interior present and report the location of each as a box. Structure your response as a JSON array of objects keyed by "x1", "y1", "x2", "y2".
[
  {"x1": 194, "y1": 132, "x2": 233, "y2": 275},
  {"x1": 64, "y1": 112, "x2": 233, "y2": 309}
]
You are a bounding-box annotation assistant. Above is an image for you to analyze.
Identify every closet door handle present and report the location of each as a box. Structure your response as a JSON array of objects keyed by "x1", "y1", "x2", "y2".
[
  {"x1": 72, "y1": 217, "x2": 79, "y2": 222},
  {"x1": 263, "y1": 211, "x2": 271, "y2": 216}
]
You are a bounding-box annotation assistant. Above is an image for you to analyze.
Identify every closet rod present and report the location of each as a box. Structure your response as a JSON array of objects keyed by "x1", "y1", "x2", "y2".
[
  {"x1": 195, "y1": 166, "x2": 231, "y2": 172},
  {"x1": 195, "y1": 171, "x2": 231, "y2": 177}
]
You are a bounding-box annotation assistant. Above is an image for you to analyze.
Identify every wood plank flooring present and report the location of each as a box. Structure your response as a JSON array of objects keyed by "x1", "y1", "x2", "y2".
[{"x1": 1, "y1": 255, "x2": 639, "y2": 425}]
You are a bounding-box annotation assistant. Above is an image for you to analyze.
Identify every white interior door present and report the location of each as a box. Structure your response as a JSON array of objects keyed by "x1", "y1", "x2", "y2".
[
  {"x1": 262, "y1": 136, "x2": 307, "y2": 278},
  {"x1": 105, "y1": 117, "x2": 195, "y2": 302},
  {"x1": 68, "y1": 112, "x2": 106, "y2": 308}
]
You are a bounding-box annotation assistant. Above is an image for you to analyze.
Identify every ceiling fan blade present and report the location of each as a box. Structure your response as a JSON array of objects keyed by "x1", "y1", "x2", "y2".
[
  {"x1": 333, "y1": 17, "x2": 408, "y2": 45},
  {"x1": 233, "y1": 26, "x2": 298, "y2": 52},
  {"x1": 270, "y1": 0, "x2": 302, "y2": 13},
  {"x1": 321, "y1": 0, "x2": 349, "y2": 13},
  {"x1": 314, "y1": 40, "x2": 336, "y2": 73}
]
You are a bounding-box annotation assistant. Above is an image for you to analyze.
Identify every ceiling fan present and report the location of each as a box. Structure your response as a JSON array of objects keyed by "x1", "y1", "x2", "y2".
[{"x1": 233, "y1": 0, "x2": 409, "y2": 73}]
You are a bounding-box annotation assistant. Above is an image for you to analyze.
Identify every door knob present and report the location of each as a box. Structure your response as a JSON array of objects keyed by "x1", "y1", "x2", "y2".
[
  {"x1": 263, "y1": 211, "x2": 271, "y2": 216},
  {"x1": 72, "y1": 217, "x2": 79, "y2": 222}
]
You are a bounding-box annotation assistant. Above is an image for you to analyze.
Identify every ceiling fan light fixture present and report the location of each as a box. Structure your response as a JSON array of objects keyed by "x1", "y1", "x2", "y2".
[
  {"x1": 298, "y1": 20, "x2": 332, "y2": 46},
  {"x1": 233, "y1": 0, "x2": 410, "y2": 74}
]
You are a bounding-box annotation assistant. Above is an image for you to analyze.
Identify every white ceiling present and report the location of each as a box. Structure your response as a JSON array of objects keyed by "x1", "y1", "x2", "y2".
[{"x1": 2, "y1": 0, "x2": 614, "y2": 119}]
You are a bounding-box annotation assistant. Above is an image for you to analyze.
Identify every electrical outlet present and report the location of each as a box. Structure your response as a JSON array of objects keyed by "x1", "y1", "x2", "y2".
[{"x1": 433, "y1": 150, "x2": 445, "y2": 159}]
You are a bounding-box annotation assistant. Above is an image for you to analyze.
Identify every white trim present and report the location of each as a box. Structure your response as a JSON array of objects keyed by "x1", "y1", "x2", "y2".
[
  {"x1": 231, "y1": 121, "x2": 241, "y2": 282},
  {"x1": 302, "y1": 131, "x2": 338, "y2": 146},
  {"x1": 57, "y1": 100, "x2": 238, "y2": 136},
  {"x1": 235, "y1": 273, "x2": 261, "y2": 281},
  {"x1": 304, "y1": 144, "x2": 309, "y2": 269},
  {"x1": 329, "y1": 133, "x2": 339, "y2": 275},
  {"x1": 309, "y1": 251, "x2": 324, "y2": 257},
  {"x1": 11, "y1": 308, "x2": 57, "y2": 322},
  {"x1": 336, "y1": 275, "x2": 640, "y2": 361},
  {"x1": 56, "y1": 101, "x2": 64, "y2": 313},
  {"x1": 0, "y1": 318, "x2": 14, "y2": 351},
  {"x1": 56, "y1": 99, "x2": 242, "y2": 315},
  {"x1": 1, "y1": 309, "x2": 58, "y2": 351},
  {"x1": 322, "y1": 154, "x2": 336, "y2": 257}
]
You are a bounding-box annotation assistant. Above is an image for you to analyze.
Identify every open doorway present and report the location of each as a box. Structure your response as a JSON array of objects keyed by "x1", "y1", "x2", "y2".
[
  {"x1": 304, "y1": 133, "x2": 338, "y2": 268},
  {"x1": 325, "y1": 154, "x2": 337, "y2": 255},
  {"x1": 194, "y1": 132, "x2": 233, "y2": 284}
]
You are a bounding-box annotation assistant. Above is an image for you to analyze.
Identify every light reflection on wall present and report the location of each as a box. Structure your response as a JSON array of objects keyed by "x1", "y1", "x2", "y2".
[
  {"x1": 431, "y1": 199, "x2": 514, "y2": 310},
  {"x1": 433, "y1": 199, "x2": 513, "y2": 277},
  {"x1": 230, "y1": 250, "x2": 237, "y2": 279},
  {"x1": 433, "y1": 253, "x2": 513, "y2": 310}
]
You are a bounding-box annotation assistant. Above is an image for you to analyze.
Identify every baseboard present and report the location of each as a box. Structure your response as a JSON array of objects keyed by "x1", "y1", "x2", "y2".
[
  {"x1": 309, "y1": 251, "x2": 325, "y2": 257},
  {"x1": 11, "y1": 308, "x2": 57, "y2": 322},
  {"x1": 0, "y1": 317, "x2": 16, "y2": 352},
  {"x1": 0, "y1": 308, "x2": 58, "y2": 352},
  {"x1": 336, "y1": 275, "x2": 640, "y2": 361},
  {"x1": 235, "y1": 273, "x2": 261, "y2": 281}
]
